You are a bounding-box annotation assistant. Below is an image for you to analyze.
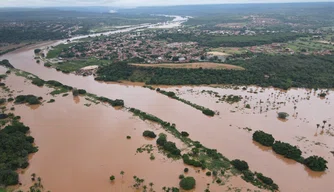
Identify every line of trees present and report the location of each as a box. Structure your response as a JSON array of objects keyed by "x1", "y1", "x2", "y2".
[
  {"x1": 0, "y1": 60, "x2": 14, "y2": 69},
  {"x1": 252, "y1": 130, "x2": 328, "y2": 171},
  {"x1": 156, "y1": 89, "x2": 215, "y2": 116},
  {"x1": 231, "y1": 158, "x2": 279, "y2": 190},
  {"x1": 155, "y1": 32, "x2": 305, "y2": 47},
  {"x1": 129, "y1": 107, "x2": 279, "y2": 191},
  {"x1": 96, "y1": 55, "x2": 334, "y2": 89}
]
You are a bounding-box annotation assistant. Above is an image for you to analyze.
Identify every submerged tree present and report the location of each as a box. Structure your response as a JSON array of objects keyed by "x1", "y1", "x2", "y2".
[
  {"x1": 179, "y1": 177, "x2": 196, "y2": 190},
  {"x1": 304, "y1": 156, "x2": 328, "y2": 172},
  {"x1": 110, "y1": 175, "x2": 115, "y2": 181},
  {"x1": 277, "y1": 112, "x2": 289, "y2": 119}
]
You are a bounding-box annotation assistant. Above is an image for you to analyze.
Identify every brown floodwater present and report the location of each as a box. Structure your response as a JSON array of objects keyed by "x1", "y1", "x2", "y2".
[
  {"x1": 1, "y1": 40, "x2": 334, "y2": 191},
  {"x1": 1, "y1": 74, "x2": 258, "y2": 192}
]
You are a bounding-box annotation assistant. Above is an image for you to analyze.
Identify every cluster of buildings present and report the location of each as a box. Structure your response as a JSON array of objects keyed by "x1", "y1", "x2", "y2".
[
  {"x1": 60, "y1": 32, "x2": 208, "y2": 63},
  {"x1": 246, "y1": 43, "x2": 333, "y2": 56}
]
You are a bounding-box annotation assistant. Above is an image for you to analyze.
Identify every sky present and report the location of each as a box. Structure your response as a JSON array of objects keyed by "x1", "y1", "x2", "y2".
[{"x1": 0, "y1": 0, "x2": 333, "y2": 7}]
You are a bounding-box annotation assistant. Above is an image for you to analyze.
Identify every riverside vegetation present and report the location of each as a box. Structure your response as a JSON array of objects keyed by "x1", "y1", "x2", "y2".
[
  {"x1": 95, "y1": 55, "x2": 334, "y2": 89},
  {"x1": 253, "y1": 130, "x2": 328, "y2": 171},
  {"x1": 144, "y1": 86, "x2": 216, "y2": 116},
  {"x1": 0, "y1": 115, "x2": 38, "y2": 186},
  {"x1": 129, "y1": 108, "x2": 279, "y2": 190},
  {"x1": 4, "y1": 79, "x2": 276, "y2": 190}
]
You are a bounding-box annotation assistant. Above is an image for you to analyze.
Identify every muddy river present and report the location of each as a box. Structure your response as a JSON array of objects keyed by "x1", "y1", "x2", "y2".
[{"x1": 1, "y1": 25, "x2": 333, "y2": 191}]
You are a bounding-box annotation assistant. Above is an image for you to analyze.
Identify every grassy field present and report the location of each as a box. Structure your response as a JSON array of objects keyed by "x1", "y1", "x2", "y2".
[
  {"x1": 0, "y1": 188, "x2": 6, "y2": 192},
  {"x1": 46, "y1": 43, "x2": 75, "y2": 58},
  {"x1": 51, "y1": 58, "x2": 109, "y2": 72},
  {"x1": 131, "y1": 62, "x2": 245, "y2": 70},
  {"x1": 287, "y1": 37, "x2": 334, "y2": 52}
]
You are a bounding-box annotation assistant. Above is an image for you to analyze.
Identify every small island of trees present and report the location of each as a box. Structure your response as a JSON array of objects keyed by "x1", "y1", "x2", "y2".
[
  {"x1": 252, "y1": 131, "x2": 328, "y2": 171},
  {"x1": 15, "y1": 95, "x2": 41, "y2": 105},
  {"x1": 304, "y1": 156, "x2": 328, "y2": 172},
  {"x1": 143, "y1": 130, "x2": 157, "y2": 138},
  {"x1": 277, "y1": 112, "x2": 289, "y2": 119},
  {"x1": 231, "y1": 159, "x2": 249, "y2": 171},
  {"x1": 253, "y1": 130, "x2": 275, "y2": 147},
  {"x1": 156, "y1": 134, "x2": 181, "y2": 157},
  {"x1": 179, "y1": 177, "x2": 196, "y2": 190}
]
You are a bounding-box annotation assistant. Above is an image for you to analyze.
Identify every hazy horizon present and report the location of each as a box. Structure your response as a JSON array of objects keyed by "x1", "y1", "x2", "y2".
[{"x1": 1, "y1": 0, "x2": 334, "y2": 8}]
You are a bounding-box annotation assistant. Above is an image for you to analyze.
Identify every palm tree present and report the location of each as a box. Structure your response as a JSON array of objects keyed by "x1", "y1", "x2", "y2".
[
  {"x1": 149, "y1": 182, "x2": 154, "y2": 191},
  {"x1": 323, "y1": 120, "x2": 327, "y2": 125},
  {"x1": 317, "y1": 124, "x2": 320, "y2": 128},
  {"x1": 120, "y1": 171, "x2": 125, "y2": 192}
]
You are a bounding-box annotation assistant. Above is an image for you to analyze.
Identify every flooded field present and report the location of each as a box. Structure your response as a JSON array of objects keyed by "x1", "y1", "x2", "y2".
[
  {"x1": 0, "y1": 39, "x2": 333, "y2": 191},
  {"x1": 1, "y1": 74, "x2": 260, "y2": 192},
  {"x1": 162, "y1": 86, "x2": 334, "y2": 192}
]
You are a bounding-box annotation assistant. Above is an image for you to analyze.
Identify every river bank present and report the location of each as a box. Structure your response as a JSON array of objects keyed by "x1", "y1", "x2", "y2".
[
  {"x1": 0, "y1": 69, "x2": 260, "y2": 192},
  {"x1": 0, "y1": 15, "x2": 333, "y2": 192}
]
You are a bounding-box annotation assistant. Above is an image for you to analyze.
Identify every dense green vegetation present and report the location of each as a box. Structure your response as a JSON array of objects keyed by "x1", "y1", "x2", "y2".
[
  {"x1": 304, "y1": 156, "x2": 328, "y2": 171},
  {"x1": 253, "y1": 131, "x2": 328, "y2": 171},
  {"x1": 0, "y1": 27, "x2": 67, "y2": 44},
  {"x1": 156, "y1": 89, "x2": 215, "y2": 116},
  {"x1": 109, "y1": 175, "x2": 115, "y2": 181},
  {"x1": 272, "y1": 141, "x2": 303, "y2": 162},
  {"x1": 0, "y1": 9, "x2": 171, "y2": 44},
  {"x1": 142, "y1": 130, "x2": 157, "y2": 138},
  {"x1": 156, "y1": 134, "x2": 181, "y2": 157},
  {"x1": 0, "y1": 120, "x2": 38, "y2": 186},
  {"x1": 253, "y1": 131, "x2": 275, "y2": 147},
  {"x1": 97, "y1": 55, "x2": 334, "y2": 89},
  {"x1": 256, "y1": 173, "x2": 275, "y2": 186},
  {"x1": 231, "y1": 159, "x2": 249, "y2": 171},
  {"x1": 156, "y1": 32, "x2": 305, "y2": 47},
  {"x1": 14, "y1": 95, "x2": 41, "y2": 105},
  {"x1": 181, "y1": 131, "x2": 189, "y2": 137},
  {"x1": 0, "y1": 60, "x2": 14, "y2": 69},
  {"x1": 182, "y1": 154, "x2": 203, "y2": 168},
  {"x1": 96, "y1": 96, "x2": 124, "y2": 107},
  {"x1": 179, "y1": 177, "x2": 196, "y2": 190},
  {"x1": 78, "y1": 89, "x2": 87, "y2": 95},
  {"x1": 277, "y1": 112, "x2": 289, "y2": 119},
  {"x1": 129, "y1": 107, "x2": 278, "y2": 190},
  {"x1": 31, "y1": 78, "x2": 45, "y2": 87},
  {"x1": 34, "y1": 49, "x2": 41, "y2": 54},
  {"x1": 45, "y1": 80, "x2": 66, "y2": 87}
]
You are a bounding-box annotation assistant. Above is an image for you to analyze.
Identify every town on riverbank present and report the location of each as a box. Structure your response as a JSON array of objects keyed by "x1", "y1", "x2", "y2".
[{"x1": 1, "y1": 3, "x2": 334, "y2": 192}]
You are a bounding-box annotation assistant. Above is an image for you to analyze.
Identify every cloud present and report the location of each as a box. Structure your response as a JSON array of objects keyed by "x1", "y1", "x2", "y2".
[{"x1": 0, "y1": 0, "x2": 332, "y2": 7}]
